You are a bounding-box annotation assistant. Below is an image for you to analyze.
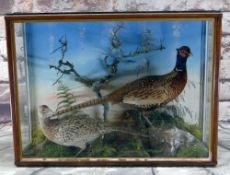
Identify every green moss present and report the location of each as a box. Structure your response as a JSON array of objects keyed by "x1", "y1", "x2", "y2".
[
  {"x1": 173, "y1": 116, "x2": 202, "y2": 140},
  {"x1": 176, "y1": 143, "x2": 209, "y2": 157},
  {"x1": 147, "y1": 111, "x2": 203, "y2": 140},
  {"x1": 23, "y1": 108, "x2": 206, "y2": 158},
  {"x1": 80, "y1": 132, "x2": 149, "y2": 157},
  {"x1": 23, "y1": 144, "x2": 35, "y2": 157},
  {"x1": 149, "y1": 111, "x2": 176, "y2": 129},
  {"x1": 23, "y1": 140, "x2": 80, "y2": 157},
  {"x1": 31, "y1": 128, "x2": 46, "y2": 145},
  {"x1": 39, "y1": 141, "x2": 79, "y2": 157}
]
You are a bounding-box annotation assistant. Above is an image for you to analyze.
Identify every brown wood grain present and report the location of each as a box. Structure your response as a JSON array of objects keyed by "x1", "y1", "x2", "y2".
[
  {"x1": 5, "y1": 17, "x2": 22, "y2": 165},
  {"x1": 211, "y1": 13, "x2": 222, "y2": 166}
]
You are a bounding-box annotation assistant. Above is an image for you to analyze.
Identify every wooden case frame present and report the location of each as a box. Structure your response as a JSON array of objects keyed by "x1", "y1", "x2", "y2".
[{"x1": 5, "y1": 12, "x2": 222, "y2": 166}]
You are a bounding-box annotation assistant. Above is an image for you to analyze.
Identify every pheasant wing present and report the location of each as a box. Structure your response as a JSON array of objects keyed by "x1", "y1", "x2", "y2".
[{"x1": 122, "y1": 86, "x2": 168, "y2": 108}]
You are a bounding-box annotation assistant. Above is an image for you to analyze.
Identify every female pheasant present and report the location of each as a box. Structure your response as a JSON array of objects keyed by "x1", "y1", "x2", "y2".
[
  {"x1": 49, "y1": 46, "x2": 191, "y2": 117},
  {"x1": 39, "y1": 105, "x2": 153, "y2": 154}
]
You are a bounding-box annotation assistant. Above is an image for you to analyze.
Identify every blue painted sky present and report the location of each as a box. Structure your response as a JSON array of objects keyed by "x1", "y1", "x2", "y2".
[{"x1": 24, "y1": 20, "x2": 208, "y2": 107}]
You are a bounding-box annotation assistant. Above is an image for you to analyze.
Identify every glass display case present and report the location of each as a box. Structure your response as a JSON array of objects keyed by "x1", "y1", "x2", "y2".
[{"x1": 5, "y1": 12, "x2": 222, "y2": 166}]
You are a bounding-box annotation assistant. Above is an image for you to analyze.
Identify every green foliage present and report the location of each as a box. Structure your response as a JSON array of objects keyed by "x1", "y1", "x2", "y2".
[
  {"x1": 24, "y1": 107, "x2": 206, "y2": 158},
  {"x1": 30, "y1": 128, "x2": 46, "y2": 145},
  {"x1": 23, "y1": 140, "x2": 80, "y2": 157},
  {"x1": 88, "y1": 137, "x2": 116, "y2": 157},
  {"x1": 80, "y1": 132, "x2": 150, "y2": 157},
  {"x1": 147, "y1": 110, "x2": 202, "y2": 140},
  {"x1": 56, "y1": 81, "x2": 76, "y2": 113},
  {"x1": 39, "y1": 141, "x2": 79, "y2": 157},
  {"x1": 148, "y1": 111, "x2": 177, "y2": 129},
  {"x1": 173, "y1": 115, "x2": 202, "y2": 140},
  {"x1": 176, "y1": 143, "x2": 209, "y2": 157}
]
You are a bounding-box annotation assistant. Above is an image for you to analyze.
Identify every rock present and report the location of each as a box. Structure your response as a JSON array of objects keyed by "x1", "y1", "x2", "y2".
[{"x1": 159, "y1": 127, "x2": 198, "y2": 156}]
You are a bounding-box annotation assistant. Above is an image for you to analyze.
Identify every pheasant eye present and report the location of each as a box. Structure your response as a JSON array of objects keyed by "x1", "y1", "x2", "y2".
[{"x1": 180, "y1": 49, "x2": 189, "y2": 56}]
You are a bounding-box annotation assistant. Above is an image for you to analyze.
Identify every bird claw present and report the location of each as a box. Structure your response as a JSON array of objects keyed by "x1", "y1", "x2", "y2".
[
  {"x1": 75, "y1": 148, "x2": 84, "y2": 157},
  {"x1": 35, "y1": 139, "x2": 48, "y2": 151},
  {"x1": 142, "y1": 115, "x2": 156, "y2": 131}
]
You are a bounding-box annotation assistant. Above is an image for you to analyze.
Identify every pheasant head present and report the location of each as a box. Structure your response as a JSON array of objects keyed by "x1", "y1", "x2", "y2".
[
  {"x1": 175, "y1": 46, "x2": 192, "y2": 72},
  {"x1": 39, "y1": 105, "x2": 54, "y2": 120}
]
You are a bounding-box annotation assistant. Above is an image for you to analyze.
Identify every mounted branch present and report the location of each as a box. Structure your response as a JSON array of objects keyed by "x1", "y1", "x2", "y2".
[{"x1": 49, "y1": 23, "x2": 166, "y2": 120}]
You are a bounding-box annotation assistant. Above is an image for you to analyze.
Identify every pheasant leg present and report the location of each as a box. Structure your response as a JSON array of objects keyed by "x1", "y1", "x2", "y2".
[
  {"x1": 35, "y1": 138, "x2": 48, "y2": 151},
  {"x1": 141, "y1": 110, "x2": 156, "y2": 131},
  {"x1": 75, "y1": 148, "x2": 84, "y2": 157}
]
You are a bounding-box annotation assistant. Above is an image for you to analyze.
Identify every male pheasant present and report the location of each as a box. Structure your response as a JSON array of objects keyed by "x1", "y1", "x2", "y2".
[{"x1": 49, "y1": 46, "x2": 191, "y2": 118}]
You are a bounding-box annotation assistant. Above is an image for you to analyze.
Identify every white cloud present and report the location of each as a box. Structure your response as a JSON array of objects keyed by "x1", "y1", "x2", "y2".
[
  {"x1": 48, "y1": 34, "x2": 55, "y2": 54},
  {"x1": 172, "y1": 22, "x2": 181, "y2": 40}
]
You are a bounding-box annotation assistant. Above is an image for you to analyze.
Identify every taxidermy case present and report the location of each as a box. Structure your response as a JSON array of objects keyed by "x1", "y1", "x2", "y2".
[{"x1": 5, "y1": 12, "x2": 221, "y2": 166}]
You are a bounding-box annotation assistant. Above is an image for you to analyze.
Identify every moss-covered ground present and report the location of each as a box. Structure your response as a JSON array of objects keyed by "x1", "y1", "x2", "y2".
[{"x1": 23, "y1": 110, "x2": 208, "y2": 158}]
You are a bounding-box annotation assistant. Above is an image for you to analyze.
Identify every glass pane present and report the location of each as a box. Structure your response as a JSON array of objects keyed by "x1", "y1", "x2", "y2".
[
  {"x1": 14, "y1": 19, "x2": 215, "y2": 159},
  {"x1": 14, "y1": 23, "x2": 31, "y2": 151}
]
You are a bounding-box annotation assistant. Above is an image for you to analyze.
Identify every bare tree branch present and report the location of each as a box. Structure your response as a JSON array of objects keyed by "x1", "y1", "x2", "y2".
[{"x1": 49, "y1": 23, "x2": 166, "y2": 121}]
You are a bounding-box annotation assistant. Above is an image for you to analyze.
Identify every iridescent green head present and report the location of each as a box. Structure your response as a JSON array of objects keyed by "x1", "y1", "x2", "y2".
[{"x1": 175, "y1": 46, "x2": 192, "y2": 72}]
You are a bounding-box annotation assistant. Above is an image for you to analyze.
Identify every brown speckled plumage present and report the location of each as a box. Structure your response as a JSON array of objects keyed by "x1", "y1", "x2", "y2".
[
  {"x1": 39, "y1": 105, "x2": 150, "y2": 151},
  {"x1": 40, "y1": 106, "x2": 106, "y2": 150}
]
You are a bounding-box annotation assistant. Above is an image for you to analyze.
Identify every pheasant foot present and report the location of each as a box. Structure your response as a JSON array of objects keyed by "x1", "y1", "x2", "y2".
[
  {"x1": 141, "y1": 111, "x2": 156, "y2": 131},
  {"x1": 143, "y1": 115, "x2": 157, "y2": 131},
  {"x1": 35, "y1": 138, "x2": 48, "y2": 151},
  {"x1": 75, "y1": 148, "x2": 84, "y2": 157}
]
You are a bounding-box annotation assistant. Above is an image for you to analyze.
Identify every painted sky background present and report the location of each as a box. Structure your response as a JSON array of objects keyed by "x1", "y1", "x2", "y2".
[{"x1": 24, "y1": 20, "x2": 209, "y2": 122}]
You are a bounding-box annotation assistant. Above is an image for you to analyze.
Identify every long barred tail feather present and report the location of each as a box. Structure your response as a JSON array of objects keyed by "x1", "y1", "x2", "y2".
[
  {"x1": 49, "y1": 97, "x2": 108, "y2": 117},
  {"x1": 105, "y1": 125, "x2": 157, "y2": 140}
]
